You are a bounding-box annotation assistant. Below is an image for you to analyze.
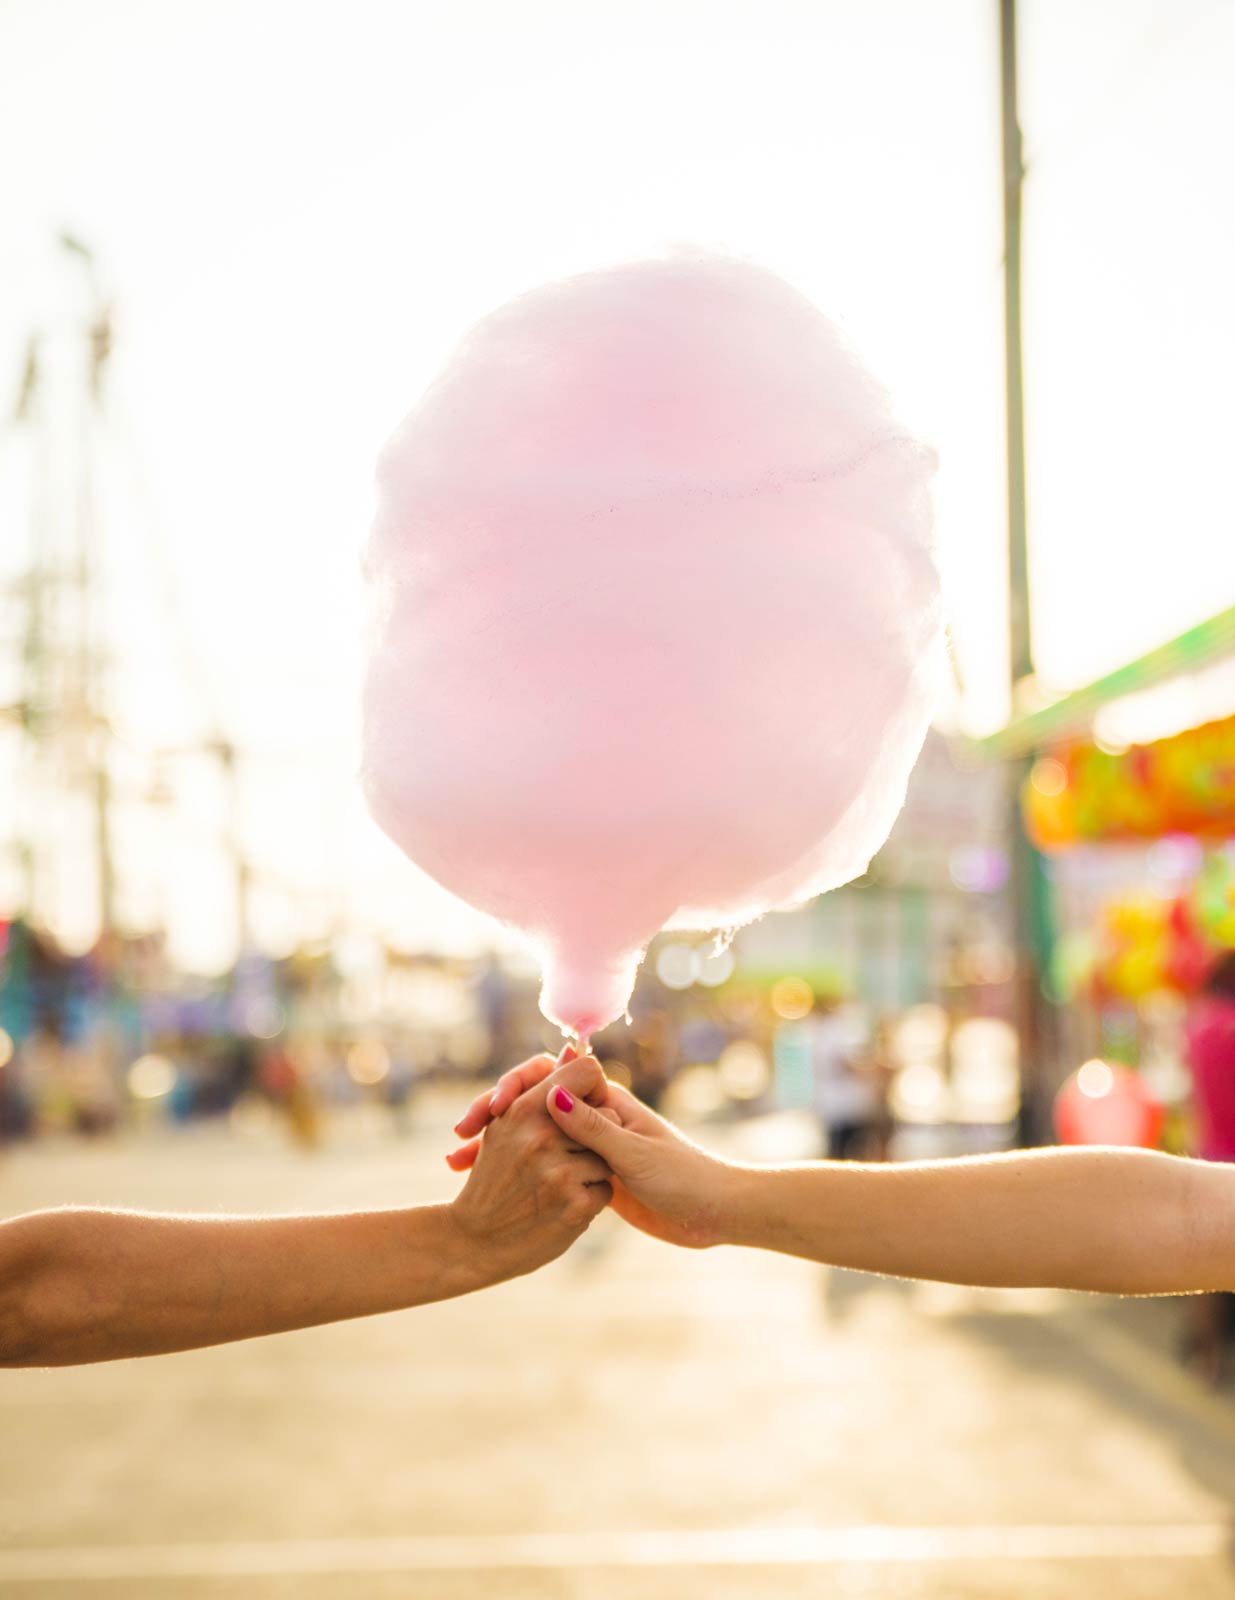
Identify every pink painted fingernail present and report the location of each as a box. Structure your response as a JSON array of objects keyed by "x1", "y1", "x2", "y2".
[
  {"x1": 554, "y1": 1088, "x2": 575, "y2": 1113},
  {"x1": 558, "y1": 1043, "x2": 577, "y2": 1065}
]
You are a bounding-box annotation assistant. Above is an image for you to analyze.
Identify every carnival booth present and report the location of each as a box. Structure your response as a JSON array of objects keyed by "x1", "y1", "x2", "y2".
[{"x1": 1011, "y1": 617, "x2": 1235, "y2": 1149}]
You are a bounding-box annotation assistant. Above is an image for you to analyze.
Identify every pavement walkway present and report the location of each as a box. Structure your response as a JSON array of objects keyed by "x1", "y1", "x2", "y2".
[{"x1": 3, "y1": 1103, "x2": 1235, "y2": 1598}]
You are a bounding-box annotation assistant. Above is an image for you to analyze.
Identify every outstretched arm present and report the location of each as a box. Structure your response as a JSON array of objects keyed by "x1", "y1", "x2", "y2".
[
  {"x1": 545, "y1": 1082, "x2": 1234, "y2": 1295},
  {"x1": 0, "y1": 1055, "x2": 611, "y2": 1367},
  {"x1": 0, "y1": 1204, "x2": 480, "y2": 1367}
]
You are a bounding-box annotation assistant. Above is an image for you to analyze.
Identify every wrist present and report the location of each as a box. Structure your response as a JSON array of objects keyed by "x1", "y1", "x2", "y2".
[
  {"x1": 429, "y1": 1202, "x2": 507, "y2": 1298},
  {"x1": 716, "y1": 1163, "x2": 778, "y2": 1249}
]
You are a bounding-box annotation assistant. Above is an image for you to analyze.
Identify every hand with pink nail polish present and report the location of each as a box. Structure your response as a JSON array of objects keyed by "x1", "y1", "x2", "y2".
[
  {"x1": 546, "y1": 1079, "x2": 734, "y2": 1249},
  {"x1": 446, "y1": 1046, "x2": 620, "y2": 1174}
]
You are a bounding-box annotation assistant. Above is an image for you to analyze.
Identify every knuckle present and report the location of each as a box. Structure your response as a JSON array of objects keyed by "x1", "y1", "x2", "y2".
[
  {"x1": 548, "y1": 1168, "x2": 575, "y2": 1203},
  {"x1": 508, "y1": 1093, "x2": 538, "y2": 1126},
  {"x1": 528, "y1": 1120, "x2": 555, "y2": 1153}
]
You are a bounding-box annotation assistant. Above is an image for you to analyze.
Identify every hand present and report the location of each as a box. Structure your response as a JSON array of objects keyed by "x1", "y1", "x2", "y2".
[
  {"x1": 447, "y1": 1054, "x2": 615, "y2": 1285},
  {"x1": 545, "y1": 1079, "x2": 737, "y2": 1249},
  {"x1": 447, "y1": 1046, "x2": 576, "y2": 1171}
]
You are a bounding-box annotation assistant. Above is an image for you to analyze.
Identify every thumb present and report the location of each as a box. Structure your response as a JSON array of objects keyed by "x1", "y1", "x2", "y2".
[{"x1": 547, "y1": 1085, "x2": 639, "y2": 1173}]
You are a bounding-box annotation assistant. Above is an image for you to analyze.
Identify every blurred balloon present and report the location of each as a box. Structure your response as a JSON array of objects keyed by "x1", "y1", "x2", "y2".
[
  {"x1": 1103, "y1": 896, "x2": 1163, "y2": 945},
  {"x1": 1163, "y1": 896, "x2": 1214, "y2": 994},
  {"x1": 1054, "y1": 1059, "x2": 1164, "y2": 1147},
  {"x1": 1194, "y1": 854, "x2": 1235, "y2": 948},
  {"x1": 1096, "y1": 896, "x2": 1169, "y2": 1001}
]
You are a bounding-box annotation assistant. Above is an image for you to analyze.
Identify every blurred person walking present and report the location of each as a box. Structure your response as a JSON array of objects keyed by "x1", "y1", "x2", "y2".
[
  {"x1": 809, "y1": 997, "x2": 879, "y2": 1161},
  {"x1": 259, "y1": 1041, "x2": 321, "y2": 1150},
  {"x1": 860, "y1": 1015, "x2": 898, "y2": 1163}
]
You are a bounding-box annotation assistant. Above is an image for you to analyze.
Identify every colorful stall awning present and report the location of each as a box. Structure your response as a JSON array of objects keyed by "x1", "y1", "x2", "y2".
[{"x1": 1023, "y1": 710, "x2": 1235, "y2": 851}]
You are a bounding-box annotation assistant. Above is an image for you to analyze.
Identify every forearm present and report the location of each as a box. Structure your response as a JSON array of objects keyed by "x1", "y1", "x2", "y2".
[
  {"x1": 724, "y1": 1147, "x2": 1233, "y2": 1295},
  {"x1": 0, "y1": 1203, "x2": 484, "y2": 1367}
]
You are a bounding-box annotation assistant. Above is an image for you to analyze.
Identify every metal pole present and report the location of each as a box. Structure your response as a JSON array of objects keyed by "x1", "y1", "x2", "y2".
[
  {"x1": 1001, "y1": 0, "x2": 1031, "y2": 688},
  {"x1": 14, "y1": 338, "x2": 45, "y2": 918},
  {"x1": 62, "y1": 235, "x2": 117, "y2": 939},
  {"x1": 1000, "y1": 0, "x2": 1053, "y2": 1141}
]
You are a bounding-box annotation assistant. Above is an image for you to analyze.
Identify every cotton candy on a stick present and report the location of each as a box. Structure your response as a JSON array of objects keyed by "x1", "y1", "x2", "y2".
[{"x1": 362, "y1": 256, "x2": 942, "y2": 1040}]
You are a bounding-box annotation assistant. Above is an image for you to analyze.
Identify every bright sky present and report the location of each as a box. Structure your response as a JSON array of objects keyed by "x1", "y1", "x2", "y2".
[{"x1": 1, "y1": 0, "x2": 1233, "y2": 969}]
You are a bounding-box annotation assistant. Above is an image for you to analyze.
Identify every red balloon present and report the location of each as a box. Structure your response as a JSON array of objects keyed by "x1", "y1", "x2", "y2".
[
  {"x1": 1166, "y1": 932, "x2": 1214, "y2": 995},
  {"x1": 1167, "y1": 896, "x2": 1195, "y2": 940},
  {"x1": 1054, "y1": 1062, "x2": 1163, "y2": 1148}
]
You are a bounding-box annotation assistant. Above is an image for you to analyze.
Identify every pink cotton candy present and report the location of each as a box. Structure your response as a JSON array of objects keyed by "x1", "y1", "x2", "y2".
[{"x1": 362, "y1": 255, "x2": 943, "y2": 1038}]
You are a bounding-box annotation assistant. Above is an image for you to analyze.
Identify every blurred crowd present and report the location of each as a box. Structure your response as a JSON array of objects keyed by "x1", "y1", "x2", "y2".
[{"x1": 0, "y1": 912, "x2": 1021, "y2": 1164}]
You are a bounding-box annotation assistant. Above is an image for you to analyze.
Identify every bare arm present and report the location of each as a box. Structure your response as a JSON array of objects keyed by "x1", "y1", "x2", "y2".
[
  {"x1": 544, "y1": 1082, "x2": 1235, "y2": 1295},
  {"x1": 0, "y1": 1055, "x2": 613, "y2": 1366},
  {"x1": 724, "y1": 1147, "x2": 1225, "y2": 1295},
  {"x1": 0, "y1": 1203, "x2": 476, "y2": 1366}
]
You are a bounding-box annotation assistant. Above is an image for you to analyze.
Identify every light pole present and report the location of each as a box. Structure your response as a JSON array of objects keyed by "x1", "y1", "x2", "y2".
[{"x1": 1000, "y1": 0, "x2": 1054, "y2": 1140}]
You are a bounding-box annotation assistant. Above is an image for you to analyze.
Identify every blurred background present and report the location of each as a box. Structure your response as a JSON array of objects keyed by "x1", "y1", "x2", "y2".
[{"x1": 3, "y1": 0, "x2": 1235, "y2": 1595}]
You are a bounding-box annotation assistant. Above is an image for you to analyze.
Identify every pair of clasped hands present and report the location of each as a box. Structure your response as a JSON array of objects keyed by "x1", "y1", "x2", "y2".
[
  {"x1": 445, "y1": 1043, "x2": 725, "y2": 1268},
  {"x1": 5, "y1": 1038, "x2": 1221, "y2": 1368}
]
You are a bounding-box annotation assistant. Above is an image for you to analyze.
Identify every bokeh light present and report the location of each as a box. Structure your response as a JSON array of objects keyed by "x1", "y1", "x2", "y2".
[
  {"x1": 717, "y1": 1040, "x2": 771, "y2": 1102},
  {"x1": 667, "y1": 1064, "x2": 727, "y2": 1119},
  {"x1": 127, "y1": 1054, "x2": 176, "y2": 1100},
  {"x1": 1030, "y1": 758, "x2": 1068, "y2": 797},
  {"x1": 948, "y1": 845, "x2": 1010, "y2": 894},
  {"x1": 346, "y1": 1037, "x2": 391, "y2": 1086},
  {"x1": 893, "y1": 1003, "x2": 948, "y2": 1066},
  {"x1": 696, "y1": 947, "x2": 735, "y2": 988},
  {"x1": 1077, "y1": 1059, "x2": 1115, "y2": 1099},
  {"x1": 655, "y1": 944, "x2": 699, "y2": 991},
  {"x1": 240, "y1": 997, "x2": 285, "y2": 1040},
  {"x1": 950, "y1": 1018, "x2": 1020, "y2": 1123},
  {"x1": 770, "y1": 976, "x2": 814, "y2": 1021},
  {"x1": 890, "y1": 1061, "x2": 948, "y2": 1124}
]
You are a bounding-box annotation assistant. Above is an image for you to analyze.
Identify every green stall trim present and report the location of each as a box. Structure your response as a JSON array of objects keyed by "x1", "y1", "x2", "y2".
[{"x1": 970, "y1": 605, "x2": 1235, "y2": 762}]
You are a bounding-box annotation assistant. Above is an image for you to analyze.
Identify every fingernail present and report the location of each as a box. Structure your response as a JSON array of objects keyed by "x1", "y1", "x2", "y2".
[
  {"x1": 554, "y1": 1088, "x2": 575, "y2": 1113},
  {"x1": 557, "y1": 1043, "x2": 577, "y2": 1065}
]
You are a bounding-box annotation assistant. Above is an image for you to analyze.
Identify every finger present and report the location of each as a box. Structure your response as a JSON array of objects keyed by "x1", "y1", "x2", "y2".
[
  {"x1": 543, "y1": 1052, "x2": 611, "y2": 1110},
  {"x1": 453, "y1": 1051, "x2": 560, "y2": 1137},
  {"x1": 557, "y1": 1106, "x2": 621, "y2": 1154},
  {"x1": 582, "y1": 1179, "x2": 614, "y2": 1216},
  {"x1": 546, "y1": 1084, "x2": 641, "y2": 1172},
  {"x1": 492, "y1": 1053, "x2": 554, "y2": 1111},
  {"x1": 491, "y1": 1047, "x2": 574, "y2": 1117},
  {"x1": 597, "y1": 1079, "x2": 664, "y2": 1135},
  {"x1": 449, "y1": 1070, "x2": 610, "y2": 1165},
  {"x1": 452, "y1": 1088, "x2": 499, "y2": 1139},
  {"x1": 445, "y1": 1138, "x2": 480, "y2": 1172},
  {"x1": 533, "y1": 1057, "x2": 620, "y2": 1147}
]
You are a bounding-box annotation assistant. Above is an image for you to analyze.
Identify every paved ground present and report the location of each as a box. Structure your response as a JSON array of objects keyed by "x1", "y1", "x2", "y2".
[{"x1": 4, "y1": 1096, "x2": 1235, "y2": 1598}]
